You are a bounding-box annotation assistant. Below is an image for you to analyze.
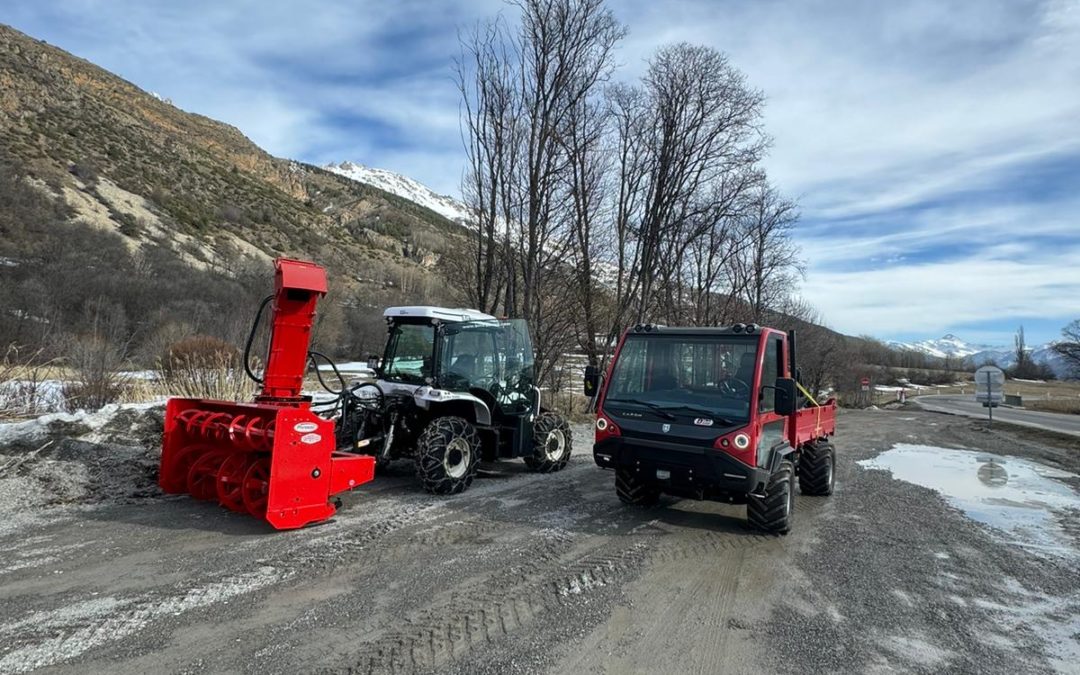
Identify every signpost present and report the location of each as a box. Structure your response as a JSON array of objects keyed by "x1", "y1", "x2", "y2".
[{"x1": 974, "y1": 365, "x2": 1005, "y2": 427}]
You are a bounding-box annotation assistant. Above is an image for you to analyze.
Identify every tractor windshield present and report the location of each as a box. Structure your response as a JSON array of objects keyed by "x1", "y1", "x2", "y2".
[
  {"x1": 605, "y1": 335, "x2": 758, "y2": 423},
  {"x1": 437, "y1": 319, "x2": 536, "y2": 413},
  {"x1": 382, "y1": 323, "x2": 436, "y2": 384}
]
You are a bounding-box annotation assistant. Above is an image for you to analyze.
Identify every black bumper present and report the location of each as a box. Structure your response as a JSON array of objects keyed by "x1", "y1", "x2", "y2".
[{"x1": 594, "y1": 436, "x2": 768, "y2": 500}]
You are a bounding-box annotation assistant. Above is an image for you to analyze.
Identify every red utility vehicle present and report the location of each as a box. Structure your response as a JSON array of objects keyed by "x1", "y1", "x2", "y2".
[
  {"x1": 585, "y1": 323, "x2": 837, "y2": 534},
  {"x1": 159, "y1": 259, "x2": 375, "y2": 530}
]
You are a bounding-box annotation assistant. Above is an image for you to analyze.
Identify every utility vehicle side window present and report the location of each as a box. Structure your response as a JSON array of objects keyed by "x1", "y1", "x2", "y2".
[{"x1": 760, "y1": 336, "x2": 781, "y2": 412}]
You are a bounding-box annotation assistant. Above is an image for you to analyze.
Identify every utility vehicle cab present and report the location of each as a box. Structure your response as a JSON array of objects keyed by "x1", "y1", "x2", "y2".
[{"x1": 586, "y1": 322, "x2": 837, "y2": 533}]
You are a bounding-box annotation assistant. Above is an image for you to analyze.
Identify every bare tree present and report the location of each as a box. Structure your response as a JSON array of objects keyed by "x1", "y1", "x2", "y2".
[
  {"x1": 730, "y1": 182, "x2": 803, "y2": 322},
  {"x1": 1053, "y1": 320, "x2": 1080, "y2": 377}
]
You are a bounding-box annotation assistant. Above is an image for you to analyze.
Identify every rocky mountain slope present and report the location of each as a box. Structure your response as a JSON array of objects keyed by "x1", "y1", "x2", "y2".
[
  {"x1": 326, "y1": 162, "x2": 473, "y2": 228},
  {"x1": 0, "y1": 23, "x2": 471, "y2": 360},
  {"x1": 0, "y1": 23, "x2": 467, "y2": 276}
]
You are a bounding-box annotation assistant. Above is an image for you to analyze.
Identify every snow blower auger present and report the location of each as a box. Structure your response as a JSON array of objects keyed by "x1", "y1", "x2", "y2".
[{"x1": 159, "y1": 258, "x2": 375, "y2": 529}]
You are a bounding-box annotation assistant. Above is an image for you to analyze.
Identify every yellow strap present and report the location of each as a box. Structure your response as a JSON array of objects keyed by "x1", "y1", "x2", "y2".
[{"x1": 796, "y1": 381, "x2": 821, "y2": 407}]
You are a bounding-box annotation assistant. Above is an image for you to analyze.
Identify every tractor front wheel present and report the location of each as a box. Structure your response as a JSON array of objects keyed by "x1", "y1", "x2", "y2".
[
  {"x1": 524, "y1": 412, "x2": 573, "y2": 473},
  {"x1": 415, "y1": 416, "x2": 481, "y2": 495},
  {"x1": 747, "y1": 460, "x2": 795, "y2": 534}
]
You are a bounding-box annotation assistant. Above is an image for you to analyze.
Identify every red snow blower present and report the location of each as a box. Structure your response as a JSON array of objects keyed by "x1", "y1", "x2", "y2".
[{"x1": 159, "y1": 258, "x2": 374, "y2": 529}]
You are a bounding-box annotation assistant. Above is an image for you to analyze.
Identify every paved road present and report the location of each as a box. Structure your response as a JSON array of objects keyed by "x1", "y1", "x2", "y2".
[{"x1": 915, "y1": 394, "x2": 1080, "y2": 438}]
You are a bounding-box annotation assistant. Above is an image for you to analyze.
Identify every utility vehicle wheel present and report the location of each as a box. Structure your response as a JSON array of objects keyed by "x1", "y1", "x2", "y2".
[
  {"x1": 415, "y1": 416, "x2": 481, "y2": 495},
  {"x1": 524, "y1": 412, "x2": 572, "y2": 473},
  {"x1": 799, "y1": 441, "x2": 835, "y2": 496},
  {"x1": 615, "y1": 467, "x2": 660, "y2": 506},
  {"x1": 747, "y1": 460, "x2": 795, "y2": 534}
]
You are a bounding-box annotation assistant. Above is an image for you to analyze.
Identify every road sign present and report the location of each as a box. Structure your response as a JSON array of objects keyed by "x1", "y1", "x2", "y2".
[
  {"x1": 860, "y1": 377, "x2": 870, "y2": 392},
  {"x1": 974, "y1": 365, "x2": 1005, "y2": 426},
  {"x1": 974, "y1": 365, "x2": 1004, "y2": 404}
]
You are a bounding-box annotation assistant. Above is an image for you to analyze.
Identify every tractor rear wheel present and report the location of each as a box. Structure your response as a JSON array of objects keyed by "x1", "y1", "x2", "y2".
[
  {"x1": 415, "y1": 416, "x2": 481, "y2": 495},
  {"x1": 747, "y1": 460, "x2": 795, "y2": 534},
  {"x1": 799, "y1": 441, "x2": 835, "y2": 496},
  {"x1": 615, "y1": 467, "x2": 661, "y2": 506},
  {"x1": 524, "y1": 412, "x2": 573, "y2": 473}
]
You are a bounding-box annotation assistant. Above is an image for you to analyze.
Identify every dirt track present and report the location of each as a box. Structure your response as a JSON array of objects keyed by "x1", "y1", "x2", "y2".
[{"x1": 0, "y1": 407, "x2": 1078, "y2": 674}]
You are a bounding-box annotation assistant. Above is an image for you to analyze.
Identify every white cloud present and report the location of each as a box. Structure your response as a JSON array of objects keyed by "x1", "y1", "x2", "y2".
[{"x1": 7, "y1": 0, "x2": 1078, "y2": 343}]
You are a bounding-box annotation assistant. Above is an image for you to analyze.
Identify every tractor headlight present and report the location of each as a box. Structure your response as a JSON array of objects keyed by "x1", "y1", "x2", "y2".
[
  {"x1": 733, "y1": 433, "x2": 751, "y2": 450},
  {"x1": 596, "y1": 417, "x2": 608, "y2": 431}
]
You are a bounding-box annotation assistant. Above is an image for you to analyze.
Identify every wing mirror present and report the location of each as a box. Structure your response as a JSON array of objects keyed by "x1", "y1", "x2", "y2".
[
  {"x1": 584, "y1": 364, "x2": 600, "y2": 397},
  {"x1": 366, "y1": 354, "x2": 380, "y2": 371},
  {"x1": 773, "y1": 377, "x2": 797, "y2": 416}
]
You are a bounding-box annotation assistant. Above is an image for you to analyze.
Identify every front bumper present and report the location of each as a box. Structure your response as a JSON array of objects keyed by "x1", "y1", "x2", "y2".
[{"x1": 594, "y1": 436, "x2": 768, "y2": 500}]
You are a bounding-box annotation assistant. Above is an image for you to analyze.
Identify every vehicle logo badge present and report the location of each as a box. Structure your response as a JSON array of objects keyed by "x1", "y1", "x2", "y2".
[
  {"x1": 662, "y1": 423, "x2": 671, "y2": 433},
  {"x1": 694, "y1": 418, "x2": 714, "y2": 427}
]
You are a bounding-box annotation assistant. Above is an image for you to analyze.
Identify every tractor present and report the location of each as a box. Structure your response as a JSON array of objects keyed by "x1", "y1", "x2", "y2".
[
  {"x1": 586, "y1": 323, "x2": 837, "y2": 534},
  {"x1": 339, "y1": 307, "x2": 573, "y2": 495}
]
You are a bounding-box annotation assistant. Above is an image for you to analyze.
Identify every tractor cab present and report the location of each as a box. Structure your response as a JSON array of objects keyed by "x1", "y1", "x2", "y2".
[{"x1": 342, "y1": 306, "x2": 572, "y2": 495}]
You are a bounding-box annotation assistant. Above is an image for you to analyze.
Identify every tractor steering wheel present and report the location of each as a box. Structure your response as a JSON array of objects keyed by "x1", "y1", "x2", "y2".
[{"x1": 719, "y1": 377, "x2": 751, "y2": 398}]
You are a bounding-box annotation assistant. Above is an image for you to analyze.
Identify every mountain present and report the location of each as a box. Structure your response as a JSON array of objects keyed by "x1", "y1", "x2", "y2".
[
  {"x1": 886, "y1": 334, "x2": 987, "y2": 359},
  {"x1": 325, "y1": 162, "x2": 473, "y2": 228},
  {"x1": 889, "y1": 334, "x2": 1070, "y2": 377},
  {"x1": 0, "y1": 23, "x2": 469, "y2": 360}
]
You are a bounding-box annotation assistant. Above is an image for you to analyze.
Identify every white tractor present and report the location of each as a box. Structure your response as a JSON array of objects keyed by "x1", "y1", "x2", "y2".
[{"x1": 339, "y1": 307, "x2": 572, "y2": 495}]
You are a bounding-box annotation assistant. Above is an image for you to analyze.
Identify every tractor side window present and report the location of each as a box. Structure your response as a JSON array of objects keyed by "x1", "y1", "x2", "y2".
[
  {"x1": 383, "y1": 324, "x2": 435, "y2": 383},
  {"x1": 441, "y1": 327, "x2": 499, "y2": 387},
  {"x1": 760, "y1": 337, "x2": 780, "y2": 412}
]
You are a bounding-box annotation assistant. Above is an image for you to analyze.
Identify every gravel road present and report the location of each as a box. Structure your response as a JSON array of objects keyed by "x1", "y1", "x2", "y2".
[{"x1": 0, "y1": 406, "x2": 1077, "y2": 674}]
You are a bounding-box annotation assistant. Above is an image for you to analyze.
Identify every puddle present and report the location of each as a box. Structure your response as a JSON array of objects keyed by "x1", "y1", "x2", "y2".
[{"x1": 859, "y1": 444, "x2": 1080, "y2": 557}]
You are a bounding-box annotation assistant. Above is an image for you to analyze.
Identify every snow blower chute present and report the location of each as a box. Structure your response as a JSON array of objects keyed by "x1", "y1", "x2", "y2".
[{"x1": 159, "y1": 258, "x2": 374, "y2": 529}]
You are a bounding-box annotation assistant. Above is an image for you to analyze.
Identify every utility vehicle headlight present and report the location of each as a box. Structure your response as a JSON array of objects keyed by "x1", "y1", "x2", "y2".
[{"x1": 733, "y1": 433, "x2": 751, "y2": 450}]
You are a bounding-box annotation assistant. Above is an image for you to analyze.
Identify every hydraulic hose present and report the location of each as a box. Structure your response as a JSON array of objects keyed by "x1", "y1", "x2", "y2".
[
  {"x1": 308, "y1": 350, "x2": 346, "y2": 396},
  {"x1": 243, "y1": 295, "x2": 274, "y2": 385}
]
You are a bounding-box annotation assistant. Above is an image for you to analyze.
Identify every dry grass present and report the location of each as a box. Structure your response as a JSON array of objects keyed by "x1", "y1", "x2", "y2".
[
  {"x1": 1027, "y1": 398, "x2": 1080, "y2": 415},
  {"x1": 0, "y1": 345, "x2": 64, "y2": 419}
]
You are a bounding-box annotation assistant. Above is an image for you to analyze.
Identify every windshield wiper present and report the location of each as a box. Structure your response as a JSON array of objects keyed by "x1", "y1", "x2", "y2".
[
  {"x1": 656, "y1": 404, "x2": 737, "y2": 426},
  {"x1": 605, "y1": 398, "x2": 676, "y2": 420}
]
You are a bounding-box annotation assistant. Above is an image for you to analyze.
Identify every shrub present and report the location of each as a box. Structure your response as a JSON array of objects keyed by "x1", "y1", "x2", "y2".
[
  {"x1": 62, "y1": 335, "x2": 128, "y2": 411},
  {"x1": 156, "y1": 335, "x2": 253, "y2": 401}
]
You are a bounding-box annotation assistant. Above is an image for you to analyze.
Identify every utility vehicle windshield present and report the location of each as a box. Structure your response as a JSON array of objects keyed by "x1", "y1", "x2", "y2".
[
  {"x1": 382, "y1": 323, "x2": 435, "y2": 383},
  {"x1": 604, "y1": 335, "x2": 758, "y2": 423}
]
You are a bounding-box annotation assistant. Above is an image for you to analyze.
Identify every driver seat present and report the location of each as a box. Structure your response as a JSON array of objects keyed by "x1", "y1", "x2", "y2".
[
  {"x1": 734, "y1": 352, "x2": 756, "y2": 385},
  {"x1": 450, "y1": 354, "x2": 476, "y2": 380}
]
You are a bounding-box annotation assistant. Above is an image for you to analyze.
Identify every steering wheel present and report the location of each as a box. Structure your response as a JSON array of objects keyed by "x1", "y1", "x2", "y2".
[{"x1": 719, "y1": 377, "x2": 751, "y2": 397}]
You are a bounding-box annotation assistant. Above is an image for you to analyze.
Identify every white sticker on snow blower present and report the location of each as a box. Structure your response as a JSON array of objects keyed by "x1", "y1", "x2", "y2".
[
  {"x1": 293, "y1": 422, "x2": 319, "y2": 433},
  {"x1": 300, "y1": 433, "x2": 322, "y2": 445}
]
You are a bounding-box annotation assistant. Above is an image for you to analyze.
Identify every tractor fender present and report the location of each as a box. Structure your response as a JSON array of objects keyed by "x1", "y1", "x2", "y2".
[{"x1": 413, "y1": 387, "x2": 492, "y2": 426}]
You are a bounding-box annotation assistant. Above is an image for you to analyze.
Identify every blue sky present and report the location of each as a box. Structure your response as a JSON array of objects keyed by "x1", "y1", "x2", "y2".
[{"x1": 4, "y1": 0, "x2": 1078, "y2": 347}]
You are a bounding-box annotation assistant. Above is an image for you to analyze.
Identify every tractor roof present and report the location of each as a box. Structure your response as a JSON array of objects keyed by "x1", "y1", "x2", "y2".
[{"x1": 383, "y1": 306, "x2": 497, "y2": 323}]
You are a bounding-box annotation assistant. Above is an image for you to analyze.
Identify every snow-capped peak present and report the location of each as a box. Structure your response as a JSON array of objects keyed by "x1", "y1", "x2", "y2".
[
  {"x1": 324, "y1": 161, "x2": 473, "y2": 227},
  {"x1": 887, "y1": 334, "x2": 989, "y2": 359}
]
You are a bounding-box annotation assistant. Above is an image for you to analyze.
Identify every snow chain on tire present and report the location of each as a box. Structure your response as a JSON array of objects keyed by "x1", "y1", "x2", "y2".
[
  {"x1": 799, "y1": 440, "x2": 835, "y2": 496},
  {"x1": 415, "y1": 416, "x2": 481, "y2": 495},
  {"x1": 747, "y1": 460, "x2": 795, "y2": 534},
  {"x1": 524, "y1": 412, "x2": 573, "y2": 473},
  {"x1": 615, "y1": 467, "x2": 660, "y2": 506}
]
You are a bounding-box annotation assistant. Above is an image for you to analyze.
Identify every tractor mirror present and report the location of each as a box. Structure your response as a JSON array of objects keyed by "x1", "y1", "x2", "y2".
[
  {"x1": 584, "y1": 365, "x2": 600, "y2": 396},
  {"x1": 774, "y1": 378, "x2": 797, "y2": 416},
  {"x1": 366, "y1": 354, "x2": 380, "y2": 371}
]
